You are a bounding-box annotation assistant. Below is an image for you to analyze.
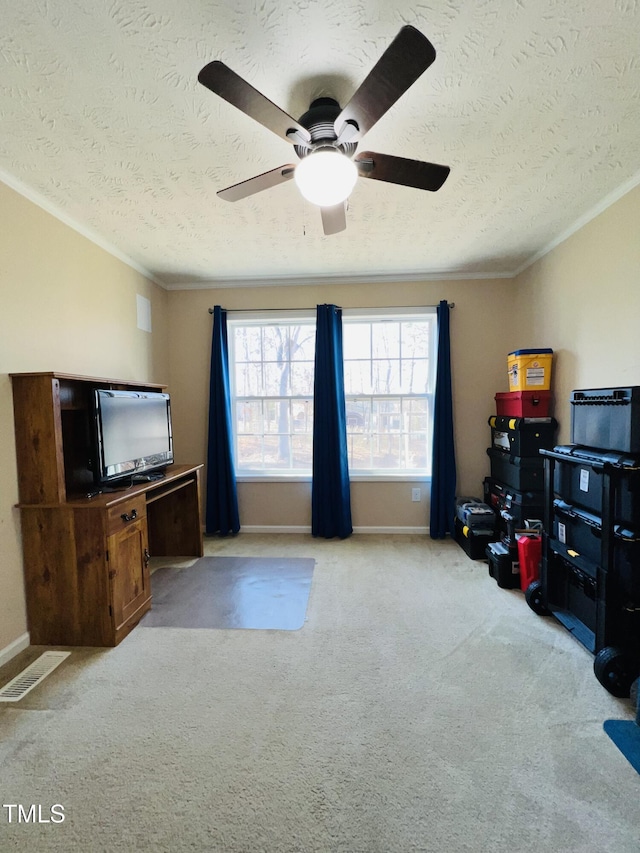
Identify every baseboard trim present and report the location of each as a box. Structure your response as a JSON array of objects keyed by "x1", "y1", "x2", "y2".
[
  {"x1": 239, "y1": 525, "x2": 429, "y2": 535},
  {"x1": 241, "y1": 525, "x2": 312, "y2": 534},
  {"x1": 353, "y1": 526, "x2": 429, "y2": 535},
  {"x1": 0, "y1": 632, "x2": 30, "y2": 669}
]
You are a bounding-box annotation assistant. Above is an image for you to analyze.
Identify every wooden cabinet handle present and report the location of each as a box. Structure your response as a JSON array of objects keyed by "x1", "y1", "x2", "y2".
[
  {"x1": 144, "y1": 548, "x2": 151, "y2": 567},
  {"x1": 120, "y1": 509, "x2": 138, "y2": 523}
]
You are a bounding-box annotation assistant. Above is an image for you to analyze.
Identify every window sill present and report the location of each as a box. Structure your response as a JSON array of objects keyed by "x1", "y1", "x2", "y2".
[{"x1": 236, "y1": 473, "x2": 431, "y2": 483}]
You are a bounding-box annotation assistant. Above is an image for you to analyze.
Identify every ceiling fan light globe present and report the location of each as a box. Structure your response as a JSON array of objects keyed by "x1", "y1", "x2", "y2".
[{"x1": 294, "y1": 151, "x2": 358, "y2": 207}]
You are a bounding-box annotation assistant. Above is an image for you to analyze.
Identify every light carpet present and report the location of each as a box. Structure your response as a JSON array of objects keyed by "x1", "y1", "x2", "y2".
[{"x1": 0, "y1": 533, "x2": 638, "y2": 852}]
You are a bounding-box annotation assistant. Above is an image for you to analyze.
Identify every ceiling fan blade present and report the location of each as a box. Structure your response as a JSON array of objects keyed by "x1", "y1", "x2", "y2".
[
  {"x1": 198, "y1": 61, "x2": 311, "y2": 147},
  {"x1": 334, "y1": 26, "x2": 436, "y2": 142},
  {"x1": 321, "y1": 203, "x2": 347, "y2": 235},
  {"x1": 355, "y1": 151, "x2": 450, "y2": 192},
  {"x1": 217, "y1": 165, "x2": 296, "y2": 202}
]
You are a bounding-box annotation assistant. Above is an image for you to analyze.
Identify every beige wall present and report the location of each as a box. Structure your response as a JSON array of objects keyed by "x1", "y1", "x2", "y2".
[
  {"x1": 513, "y1": 183, "x2": 640, "y2": 443},
  {"x1": 167, "y1": 278, "x2": 519, "y2": 530},
  {"x1": 0, "y1": 181, "x2": 168, "y2": 654}
]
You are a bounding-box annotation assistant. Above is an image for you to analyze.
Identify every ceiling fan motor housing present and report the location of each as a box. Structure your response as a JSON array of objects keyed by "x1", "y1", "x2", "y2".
[{"x1": 294, "y1": 97, "x2": 357, "y2": 160}]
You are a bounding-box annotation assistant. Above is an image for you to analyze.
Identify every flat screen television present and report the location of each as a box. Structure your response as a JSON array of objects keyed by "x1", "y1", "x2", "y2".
[{"x1": 92, "y1": 389, "x2": 174, "y2": 486}]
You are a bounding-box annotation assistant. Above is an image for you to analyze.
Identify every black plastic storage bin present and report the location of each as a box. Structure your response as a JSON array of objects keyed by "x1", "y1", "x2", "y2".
[
  {"x1": 486, "y1": 540, "x2": 520, "y2": 588},
  {"x1": 571, "y1": 387, "x2": 640, "y2": 453},
  {"x1": 483, "y1": 477, "x2": 545, "y2": 525},
  {"x1": 552, "y1": 499, "x2": 640, "y2": 602},
  {"x1": 486, "y1": 447, "x2": 545, "y2": 491},
  {"x1": 552, "y1": 444, "x2": 640, "y2": 527},
  {"x1": 483, "y1": 476, "x2": 544, "y2": 542},
  {"x1": 454, "y1": 517, "x2": 498, "y2": 560},
  {"x1": 488, "y1": 415, "x2": 557, "y2": 457}
]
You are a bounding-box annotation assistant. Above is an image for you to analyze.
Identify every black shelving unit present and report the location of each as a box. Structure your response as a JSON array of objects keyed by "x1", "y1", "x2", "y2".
[{"x1": 526, "y1": 446, "x2": 640, "y2": 696}]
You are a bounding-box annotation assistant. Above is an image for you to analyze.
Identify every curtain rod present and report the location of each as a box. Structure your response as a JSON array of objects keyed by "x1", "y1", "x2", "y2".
[{"x1": 208, "y1": 303, "x2": 454, "y2": 314}]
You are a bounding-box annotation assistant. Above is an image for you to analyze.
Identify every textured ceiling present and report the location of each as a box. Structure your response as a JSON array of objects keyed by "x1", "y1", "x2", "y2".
[{"x1": 1, "y1": 1, "x2": 639, "y2": 287}]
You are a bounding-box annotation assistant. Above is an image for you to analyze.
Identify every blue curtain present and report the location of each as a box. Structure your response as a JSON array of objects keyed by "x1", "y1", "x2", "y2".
[
  {"x1": 206, "y1": 306, "x2": 240, "y2": 536},
  {"x1": 430, "y1": 300, "x2": 457, "y2": 539},
  {"x1": 312, "y1": 304, "x2": 353, "y2": 539}
]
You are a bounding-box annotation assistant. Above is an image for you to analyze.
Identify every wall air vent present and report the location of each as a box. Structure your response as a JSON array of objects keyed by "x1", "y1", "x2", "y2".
[{"x1": 0, "y1": 651, "x2": 70, "y2": 702}]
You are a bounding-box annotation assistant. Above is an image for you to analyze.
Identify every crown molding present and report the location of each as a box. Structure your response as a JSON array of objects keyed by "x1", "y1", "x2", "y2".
[
  {"x1": 164, "y1": 269, "x2": 516, "y2": 290},
  {"x1": 0, "y1": 168, "x2": 163, "y2": 287},
  {"x1": 513, "y1": 168, "x2": 640, "y2": 278}
]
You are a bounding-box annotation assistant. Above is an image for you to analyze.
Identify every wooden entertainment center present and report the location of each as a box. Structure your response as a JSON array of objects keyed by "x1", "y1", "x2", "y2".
[{"x1": 10, "y1": 372, "x2": 204, "y2": 647}]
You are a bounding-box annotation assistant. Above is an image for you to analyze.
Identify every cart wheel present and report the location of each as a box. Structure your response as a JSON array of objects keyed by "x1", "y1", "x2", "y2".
[
  {"x1": 594, "y1": 647, "x2": 637, "y2": 698},
  {"x1": 525, "y1": 580, "x2": 548, "y2": 615}
]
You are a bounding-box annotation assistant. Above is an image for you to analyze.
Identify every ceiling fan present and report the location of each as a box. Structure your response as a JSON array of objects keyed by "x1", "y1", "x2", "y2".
[{"x1": 197, "y1": 25, "x2": 450, "y2": 235}]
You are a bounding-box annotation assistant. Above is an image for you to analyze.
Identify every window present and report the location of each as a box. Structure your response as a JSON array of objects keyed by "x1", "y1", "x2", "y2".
[
  {"x1": 229, "y1": 313, "x2": 316, "y2": 475},
  {"x1": 228, "y1": 308, "x2": 436, "y2": 478},
  {"x1": 342, "y1": 310, "x2": 436, "y2": 476}
]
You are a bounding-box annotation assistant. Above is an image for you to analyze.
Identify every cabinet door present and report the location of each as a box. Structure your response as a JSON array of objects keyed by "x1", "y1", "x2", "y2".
[{"x1": 108, "y1": 518, "x2": 151, "y2": 631}]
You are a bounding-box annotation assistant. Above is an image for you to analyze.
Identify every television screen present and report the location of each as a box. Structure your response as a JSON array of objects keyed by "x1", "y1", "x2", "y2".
[{"x1": 93, "y1": 389, "x2": 173, "y2": 484}]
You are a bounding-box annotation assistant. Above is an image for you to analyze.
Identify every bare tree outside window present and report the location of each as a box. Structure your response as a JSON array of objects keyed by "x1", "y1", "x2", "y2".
[
  {"x1": 343, "y1": 317, "x2": 434, "y2": 474},
  {"x1": 229, "y1": 312, "x2": 434, "y2": 476},
  {"x1": 233, "y1": 322, "x2": 315, "y2": 471}
]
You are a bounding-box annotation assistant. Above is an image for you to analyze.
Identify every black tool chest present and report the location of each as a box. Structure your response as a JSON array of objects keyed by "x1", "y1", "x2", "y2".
[
  {"x1": 484, "y1": 476, "x2": 545, "y2": 541},
  {"x1": 488, "y1": 416, "x2": 558, "y2": 457},
  {"x1": 529, "y1": 444, "x2": 640, "y2": 696},
  {"x1": 570, "y1": 387, "x2": 640, "y2": 453},
  {"x1": 486, "y1": 416, "x2": 556, "y2": 492},
  {"x1": 552, "y1": 444, "x2": 640, "y2": 526}
]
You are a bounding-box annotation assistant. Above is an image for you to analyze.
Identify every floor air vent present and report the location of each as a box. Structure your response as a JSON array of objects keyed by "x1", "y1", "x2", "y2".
[{"x1": 0, "y1": 651, "x2": 71, "y2": 702}]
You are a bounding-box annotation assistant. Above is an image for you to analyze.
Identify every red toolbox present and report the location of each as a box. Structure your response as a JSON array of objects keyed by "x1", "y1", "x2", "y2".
[{"x1": 495, "y1": 391, "x2": 552, "y2": 418}]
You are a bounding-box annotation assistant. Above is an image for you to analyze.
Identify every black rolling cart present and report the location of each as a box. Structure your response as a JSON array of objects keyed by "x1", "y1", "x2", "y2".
[{"x1": 526, "y1": 445, "x2": 640, "y2": 696}]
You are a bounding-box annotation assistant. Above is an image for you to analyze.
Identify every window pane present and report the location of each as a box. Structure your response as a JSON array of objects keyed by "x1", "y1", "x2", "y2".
[
  {"x1": 347, "y1": 433, "x2": 371, "y2": 468},
  {"x1": 263, "y1": 435, "x2": 290, "y2": 468},
  {"x1": 373, "y1": 398, "x2": 401, "y2": 432},
  {"x1": 403, "y1": 398, "x2": 429, "y2": 433},
  {"x1": 290, "y1": 362, "x2": 314, "y2": 396},
  {"x1": 401, "y1": 322, "x2": 430, "y2": 359},
  {"x1": 372, "y1": 322, "x2": 400, "y2": 358},
  {"x1": 401, "y1": 358, "x2": 429, "y2": 393},
  {"x1": 235, "y1": 361, "x2": 262, "y2": 396},
  {"x1": 264, "y1": 361, "x2": 290, "y2": 396},
  {"x1": 371, "y1": 433, "x2": 401, "y2": 468},
  {"x1": 408, "y1": 432, "x2": 429, "y2": 469},
  {"x1": 292, "y1": 435, "x2": 312, "y2": 467},
  {"x1": 290, "y1": 325, "x2": 316, "y2": 360},
  {"x1": 236, "y1": 400, "x2": 262, "y2": 434},
  {"x1": 263, "y1": 400, "x2": 290, "y2": 434},
  {"x1": 343, "y1": 323, "x2": 371, "y2": 360},
  {"x1": 372, "y1": 359, "x2": 401, "y2": 394},
  {"x1": 344, "y1": 360, "x2": 371, "y2": 394},
  {"x1": 292, "y1": 400, "x2": 313, "y2": 432},
  {"x1": 262, "y1": 326, "x2": 288, "y2": 362},
  {"x1": 234, "y1": 326, "x2": 262, "y2": 362},
  {"x1": 237, "y1": 434, "x2": 262, "y2": 468},
  {"x1": 346, "y1": 398, "x2": 370, "y2": 431}
]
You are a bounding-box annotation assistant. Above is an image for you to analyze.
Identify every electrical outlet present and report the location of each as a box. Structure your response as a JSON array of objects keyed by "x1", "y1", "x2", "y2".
[{"x1": 411, "y1": 488, "x2": 421, "y2": 502}]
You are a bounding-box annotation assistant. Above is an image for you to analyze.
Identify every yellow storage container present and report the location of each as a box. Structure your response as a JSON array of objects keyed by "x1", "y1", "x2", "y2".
[{"x1": 507, "y1": 349, "x2": 553, "y2": 391}]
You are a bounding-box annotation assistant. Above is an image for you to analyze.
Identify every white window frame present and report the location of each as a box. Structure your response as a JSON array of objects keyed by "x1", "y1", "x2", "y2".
[
  {"x1": 228, "y1": 310, "x2": 316, "y2": 481},
  {"x1": 342, "y1": 307, "x2": 437, "y2": 480},
  {"x1": 227, "y1": 307, "x2": 437, "y2": 482}
]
